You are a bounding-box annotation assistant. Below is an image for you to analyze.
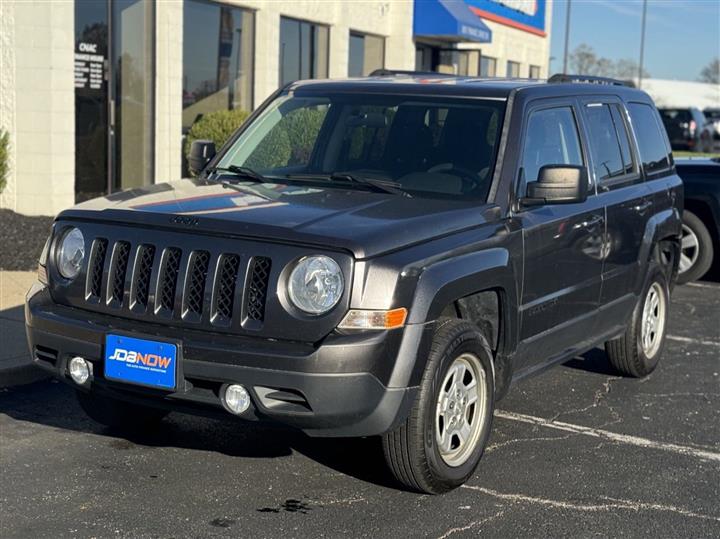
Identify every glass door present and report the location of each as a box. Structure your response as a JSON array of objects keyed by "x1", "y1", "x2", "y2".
[
  {"x1": 74, "y1": 0, "x2": 110, "y2": 203},
  {"x1": 111, "y1": 0, "x2": 155, "y2": 191}
]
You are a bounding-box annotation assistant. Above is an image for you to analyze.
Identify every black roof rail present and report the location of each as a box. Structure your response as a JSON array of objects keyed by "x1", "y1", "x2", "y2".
[
  {"x1": 368, "y1": 69, "x2": 457, "y2": 78},
  {"x1": 548, "y1": 73, "x2": 636, "y2": 88}
]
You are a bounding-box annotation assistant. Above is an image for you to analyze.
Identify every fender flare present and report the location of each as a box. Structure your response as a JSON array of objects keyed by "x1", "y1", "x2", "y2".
[
  {"x1": 636, "y1": 207, "x2": 682, "y2": 293},
  {"x1": 388, "y1": 248, "x2": 519, "y2": 390}
]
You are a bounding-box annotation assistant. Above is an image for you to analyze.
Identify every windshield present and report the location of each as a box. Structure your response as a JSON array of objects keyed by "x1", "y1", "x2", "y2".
[{"x1": 218, "y1": 93, "x2": 506, "y2": 201}]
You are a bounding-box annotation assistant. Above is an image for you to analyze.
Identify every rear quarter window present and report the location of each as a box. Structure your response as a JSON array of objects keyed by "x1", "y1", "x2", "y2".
[{"x1": 627, "y1": 103, "x2": 672, "y2": 176}]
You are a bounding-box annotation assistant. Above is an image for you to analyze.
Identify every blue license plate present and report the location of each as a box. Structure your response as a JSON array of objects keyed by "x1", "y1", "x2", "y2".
[{"x1": 104, "y1": 334, "x2": 177, "y2": 390}]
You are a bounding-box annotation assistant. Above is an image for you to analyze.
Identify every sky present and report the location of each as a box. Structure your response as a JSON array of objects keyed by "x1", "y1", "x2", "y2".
[{"x1": 549, "y1": 0, "x2": 720, "y2": 81}]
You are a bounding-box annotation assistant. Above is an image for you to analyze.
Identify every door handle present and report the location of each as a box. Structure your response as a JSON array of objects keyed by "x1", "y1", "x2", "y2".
[
  {"x1": 634, "y1": 200, "x2": 652, "y2": 213},
  {"x1": 574, "y1": 215, "x2": 604, "y2": 230}
]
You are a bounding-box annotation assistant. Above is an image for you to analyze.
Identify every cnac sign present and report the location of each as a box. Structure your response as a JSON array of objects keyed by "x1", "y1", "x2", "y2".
[{"x1": 465, "y1": 0, "x2": 547, "y2": 36}]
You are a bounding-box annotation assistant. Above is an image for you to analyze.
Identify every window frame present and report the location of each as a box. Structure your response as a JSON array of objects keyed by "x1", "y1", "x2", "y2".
[
  {"x1": 348, "y1": 30, "x2": 386, "y2": 77},
  {"x1": 625, "y1": 101, "x2": 675, "y2": 180},
  {"x1": 182, "y1": 0, "x2": 256, "y2": 124},
  {"x1": 513, "y1": 97, "x2": 592, "y2": 204},
  {"x1": 279, "y1": 16, "x2": 330, "y2": 86},
  {"x1": 506, "y1": 60, "x2": 521, "y2": 78},
  {"x1": 578, "y1": 96, "x2": 642, "y2": 191},
  {"x1": 479, "y1": 55, "x2": 497, "y2": 77}
]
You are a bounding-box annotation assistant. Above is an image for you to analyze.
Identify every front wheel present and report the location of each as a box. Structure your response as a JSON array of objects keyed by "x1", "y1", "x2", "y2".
[
  {"x1": 605, "y1": 265, "x2": 670, "y2": 377},
  {"x1": 382, "y1": 318, "x2": 494, "y2": 494}
]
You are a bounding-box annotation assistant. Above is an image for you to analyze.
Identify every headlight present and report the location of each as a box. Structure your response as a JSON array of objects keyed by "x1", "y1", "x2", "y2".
[
  {"x1": 287, "y1": 255, "x2": 344, "y2": 315},
  {"x1": 56, "y1": 227, "x2": 85, "y2": 280}
]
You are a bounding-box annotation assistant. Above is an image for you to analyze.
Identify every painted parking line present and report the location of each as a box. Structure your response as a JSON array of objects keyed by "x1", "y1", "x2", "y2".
[
  {"x1": 461, "y1": 485, "x2": 720, "y2": 523},
  {"x1": 495, "y1": 410, "x2": 720, "y2": 463},
  {"x1": 686, "y1": 282, "x2": 720, "y2": 290},
  {"x1": 667, "y1": 335, "x2": 720, "y2": 348}
]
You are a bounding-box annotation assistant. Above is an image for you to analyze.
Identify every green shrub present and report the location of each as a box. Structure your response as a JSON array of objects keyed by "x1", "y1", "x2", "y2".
[
  {"x1": 184, "y1": 108, "x2": 250, "y2": 171},
  {"x1": 0, "y1": 128, "x2": 9, "y2": 194}
]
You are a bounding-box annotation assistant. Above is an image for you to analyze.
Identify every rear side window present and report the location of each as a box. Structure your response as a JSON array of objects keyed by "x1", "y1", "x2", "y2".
[
  {"x1": 520, "y1": 106, "x2": 584, "y2": 192},
  {"x1": 627, "y1": 103, "x2": 672, "y2": 175},
  {"x1": 584, "y1": 103, "x2": 634, "y2": 181}
]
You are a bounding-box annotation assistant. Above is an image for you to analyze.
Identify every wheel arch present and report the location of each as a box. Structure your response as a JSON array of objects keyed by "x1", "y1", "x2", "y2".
[{"x1": 402, "y1": 248, "x2": 519, "y2": 399}]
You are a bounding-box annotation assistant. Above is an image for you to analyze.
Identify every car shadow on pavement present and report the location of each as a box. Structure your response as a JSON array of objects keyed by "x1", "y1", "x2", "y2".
[
  {"x1": 0, "y1": 378, "x2": 400, "y2": 490},
  {"x1": 562, "y1": 347, "x2": 618, "y2": 376}
]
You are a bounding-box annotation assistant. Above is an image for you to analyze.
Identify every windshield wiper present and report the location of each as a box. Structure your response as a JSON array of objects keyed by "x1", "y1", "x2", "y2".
[
  {"x1": 329, "y1": 173, "x2": 412, "y2": 197},
  {"x1": 218, "y1": 180, "x2": 273, "y2": 201},
  {"x1": 206, "y1": 164, "x2": 269, "y2": 183}
]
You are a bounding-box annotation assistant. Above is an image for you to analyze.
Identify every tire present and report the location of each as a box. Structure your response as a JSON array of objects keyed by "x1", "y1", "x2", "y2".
[
  {"x1": 382, "y1": 318, "x2": 495, "y2": 494},
  {"x1": 677, "y1": 210, "x2": 714, "y2": 284},
  {"x1": 76, "y1": 390, "x2": 169, "y2": 431},
  {"x1": 605, "y1": 265, "x2": 670, "y2": 377}
]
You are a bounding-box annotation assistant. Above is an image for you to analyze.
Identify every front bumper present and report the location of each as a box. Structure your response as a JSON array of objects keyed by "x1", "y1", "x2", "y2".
[{"x1": 25, "y1": 283, "x2": 421, "y2": 437}]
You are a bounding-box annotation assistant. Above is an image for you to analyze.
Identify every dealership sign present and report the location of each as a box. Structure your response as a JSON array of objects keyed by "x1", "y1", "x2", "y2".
[{"x1": 465, "y1": 0, "x2": 546, "y2": 36}]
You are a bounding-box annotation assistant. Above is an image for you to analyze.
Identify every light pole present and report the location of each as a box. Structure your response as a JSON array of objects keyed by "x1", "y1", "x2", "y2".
[
  {"x1": 562, "y1": 0, "x2": 572, "y2": 74},
  {"x1": 638, "y1": 0, "x2": 648, "y2": 87}
]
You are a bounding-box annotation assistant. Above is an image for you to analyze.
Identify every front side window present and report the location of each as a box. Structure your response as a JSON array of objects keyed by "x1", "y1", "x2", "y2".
[
  {"x1": 279, "y1": 17, "x2": 329, "y2": 86},
  {"x1": 628, "y1": 103, "x2": 672, "y2": 175},
  {"x1": 584, "y1": 103, "x2": 633, "y2": 182},
  {"x1": 220, "y1": 94, "x2": 506, "y2": 200},
  {"x1": 520, "y1": 106, "x2": 584, "y2": 193},
  {"x1": 182, "y1": 1, "x2": 254, "y2": 129},
  {"x1": 348, "y1": 32, "x2": 385, "y2": 77}
]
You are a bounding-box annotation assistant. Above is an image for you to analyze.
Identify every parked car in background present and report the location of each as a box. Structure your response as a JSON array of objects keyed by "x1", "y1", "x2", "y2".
[
  {"x1": 659, "y1": 107, "x2": 713, "y2": 153},
  {"x1": 703, "y1": 108, "x2": 720, "y2": 141},
  {"x1": 675, "y1": 158, "x2": 720, "y2": 283}
]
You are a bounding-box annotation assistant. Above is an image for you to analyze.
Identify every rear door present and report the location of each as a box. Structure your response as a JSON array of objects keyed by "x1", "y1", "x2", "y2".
[
  {"x1": 580, "y1": 98, "x2": 652, "y2": 336},
  {"x1": 514, "y1": 99, "x2": 605, "y2": 372}
]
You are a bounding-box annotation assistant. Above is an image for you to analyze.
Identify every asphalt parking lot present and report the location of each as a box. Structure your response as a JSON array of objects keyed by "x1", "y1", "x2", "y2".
[{"x1": 1, "y1": 281, "x2": 718, "y2": 538}]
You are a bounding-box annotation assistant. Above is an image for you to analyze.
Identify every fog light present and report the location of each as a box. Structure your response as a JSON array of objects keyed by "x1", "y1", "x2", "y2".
[
  {"x1": 68, "y1": 356, "x2": 92, "y2": 385},
  {"x1": 223, "y1": 384, "x2": 250, "y2": 415}
]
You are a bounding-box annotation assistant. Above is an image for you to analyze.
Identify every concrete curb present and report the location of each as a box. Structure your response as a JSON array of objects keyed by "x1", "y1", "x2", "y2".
[{"x1": 0, "y1": 363, "x2": 50, "y2": 389}]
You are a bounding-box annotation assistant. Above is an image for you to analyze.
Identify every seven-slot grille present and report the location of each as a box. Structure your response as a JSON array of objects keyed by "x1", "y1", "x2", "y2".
[{"x1": 83, "y1": 240, "x2": 272, "y2": 329}]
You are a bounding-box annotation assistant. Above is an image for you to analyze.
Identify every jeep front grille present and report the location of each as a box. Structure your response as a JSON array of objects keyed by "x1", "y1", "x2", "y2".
[
  {"x1": 86, "y1": 238, "x2": 108, "y2": 301},
  {"x1": 183, "y1": 250, "x2": 210, "y2": 320},
  {"x1": 108, "y1": 241, "x2": 130, "y2": 305},
  {"x1": 246, "y1": 256, "x2": 272, "y2": 322},
  {"x1": 212, "y1": 254, "x2": 240, "y2": 325},
  {"x1": 131, "y1": 244, "x2": 155, "y2": 310},
  {"x1": 83, "y1": 240, "x2": 273, "y2": 329},
  {"x1": 157, "y1": 247, "x2": 181, "y2": 314}
]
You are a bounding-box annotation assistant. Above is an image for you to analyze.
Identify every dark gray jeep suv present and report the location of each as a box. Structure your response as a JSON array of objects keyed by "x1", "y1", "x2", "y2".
[{"x1": 26, "y1": 73, "x2": 682, "y2": 494}]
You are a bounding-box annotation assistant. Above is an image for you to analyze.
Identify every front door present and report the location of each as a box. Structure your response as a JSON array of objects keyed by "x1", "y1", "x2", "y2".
[{"x1": 514, "y1": 102, "x2": 605, "y2": 371}]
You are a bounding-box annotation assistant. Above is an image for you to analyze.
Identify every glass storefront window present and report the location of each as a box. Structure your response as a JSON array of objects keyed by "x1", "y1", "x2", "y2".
[
  {"x1": 348, "y1": 32, "x2": 385, "y2": 76},
  {"x1": 506, "y1": 60, "x2": 520, "y2": 78},
  {"x1": 279, "y1": 17, "x2": 329, "y2": 86},
  {"x1": 113, "y1": 0, "x2": 155, "y2": 191},
  {"x1": 479, "y1": 56, "x2": 496, "y2": 77},
  {"x1": 74, "y1": 0, "x2": 109, "y2": 202},
  {"x1": 182, "y1": 0, "x2": 255, "y2": 133},
  {"x1": 529, "y1": 65, "x2": 541, "y2": 79}
]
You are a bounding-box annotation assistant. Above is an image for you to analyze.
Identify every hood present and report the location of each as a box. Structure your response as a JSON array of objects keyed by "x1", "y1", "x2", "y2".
[{"x1": 59, "y1": 179, "x2": 499, "y2": 259}]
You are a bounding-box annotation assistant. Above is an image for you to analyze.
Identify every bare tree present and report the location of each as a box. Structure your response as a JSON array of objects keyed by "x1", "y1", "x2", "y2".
[
  {"x1": 568, "y1": 44, "x2": 650, "y2": 80},
  {"x1": 698, "y1": 58, "x2": 719, "y2": 84}
]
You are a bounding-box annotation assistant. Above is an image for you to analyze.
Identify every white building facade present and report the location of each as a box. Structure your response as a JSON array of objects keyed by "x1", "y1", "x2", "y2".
[{"x1": 0, "y1": 0, "x2": 552, "y2": 216}]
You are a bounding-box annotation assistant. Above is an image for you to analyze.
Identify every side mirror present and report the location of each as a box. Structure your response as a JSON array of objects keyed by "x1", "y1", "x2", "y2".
[
  {"x1": 188, "y1": 140, "x2": 216, "y2": 176},
  {"x1": 522, "y1": 165, "x2": 588, "y2": 206}
]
